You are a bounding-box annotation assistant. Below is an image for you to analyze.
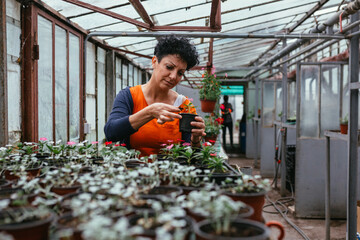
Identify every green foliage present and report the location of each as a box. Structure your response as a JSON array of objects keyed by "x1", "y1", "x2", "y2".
[
  {"x1": 198, "y1": 72, "x2": 222, "y2": 101},
  {"x1": 340, "y1": 113, "x2": 348, "y2": 124},
  {"x1": 204, "y1": 115, "x2": 223, "y2": 136}
]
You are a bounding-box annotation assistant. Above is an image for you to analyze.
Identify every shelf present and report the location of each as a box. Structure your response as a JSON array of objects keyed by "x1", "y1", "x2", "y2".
[
  {"x1": 349, "y1": 82, "x2": 360, "y2": 90},
  {"x1": 323, "y1": 130, "x2": 360, "y2": 143},
  {"x1": 252, "y1": 117, "x2": 261, "y2": 122}
]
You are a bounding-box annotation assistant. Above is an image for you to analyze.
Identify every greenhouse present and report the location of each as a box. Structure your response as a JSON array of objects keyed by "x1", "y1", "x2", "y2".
[{"x1": 0, "y1": 0, "x2": 360, "y2": 239}]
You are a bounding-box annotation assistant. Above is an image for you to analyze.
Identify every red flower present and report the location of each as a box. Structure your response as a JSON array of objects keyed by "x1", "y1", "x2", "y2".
[
  {"x1": 105, "y1": 141, "x2": 112, "y2": 146},
  {"x1": 121, "y1": 143, "x2": 126, "y2": 147},
  {"x1": 203, "y1": 142, "x2": 211, "y2": 146},
  {"x1": 209, "y1": 140, "x2": 216, "y2": 145},
  {"x1": 215, "y1": 118, "x2": 224, "y2": 124},
  {"x1": 210, "y1": 153, "x2": 217, "y2": 157},
  {"x1": 177, "y1": 139, "x2": 185, "y2": 143},
  {"x1": 114, "y1": 144, "x2": 120, "y2": 147},
  {"x1": 220, "y1": 104, "x2": 225, "y2": 110}
]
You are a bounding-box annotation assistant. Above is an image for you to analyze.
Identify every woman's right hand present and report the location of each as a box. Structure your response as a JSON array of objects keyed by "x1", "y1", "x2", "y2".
[{"x1": 149, "y1": 103, "x2": 182, "y2": 124}]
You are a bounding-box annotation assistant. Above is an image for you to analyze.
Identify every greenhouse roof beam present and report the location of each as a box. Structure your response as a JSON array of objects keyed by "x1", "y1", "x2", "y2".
[
  {"x1": 61, "y1": 0, "x2": 151, "y2": 29},
  {"x1": 128, "y1": 0, "x2": 154, "y2": 27},
  {"x1": 245, "y1": 0, "x2": 360, "y2": 78},
  {"x1": 248, "y1": 0, "x2": 330, "y2": 67},
  {"x1": 210, "y1": 0, "x2": 221, "y2": 29}
]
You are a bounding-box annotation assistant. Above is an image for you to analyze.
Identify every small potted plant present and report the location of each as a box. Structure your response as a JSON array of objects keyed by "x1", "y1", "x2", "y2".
[
  {"x1": 198, "y1": 70, "x2": 222, "y2": 113},
  {"x1": 221, "y1": 175, "x2": 271, "y2": 222},
  {"x1": 340, "y1": 114, "x2": 348, "y2": 134},
  {"x1": 204, "y1": 115, "x2": 223, "y2": 142},
  {"x1": 179, "y1": 98, "x2": 197, "y2": 133}
]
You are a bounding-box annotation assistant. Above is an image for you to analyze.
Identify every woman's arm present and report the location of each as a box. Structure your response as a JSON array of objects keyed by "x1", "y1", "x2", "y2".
[{"x1": 104, "y1": 87, "x2": 136, "y2": 142}]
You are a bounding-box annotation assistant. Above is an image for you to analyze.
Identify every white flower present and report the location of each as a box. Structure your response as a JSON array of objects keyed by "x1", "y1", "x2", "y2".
[{"x1": 0, "y1": 199, "x2": 10, "y2": 210}]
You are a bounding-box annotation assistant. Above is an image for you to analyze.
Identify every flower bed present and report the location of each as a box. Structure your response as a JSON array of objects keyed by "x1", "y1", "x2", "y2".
[{"x1": 0, "y1": 139, "x2": 278, "y2": 240}]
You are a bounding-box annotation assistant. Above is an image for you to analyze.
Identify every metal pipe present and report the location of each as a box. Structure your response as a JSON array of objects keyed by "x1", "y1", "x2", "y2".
[
  {"x1": 347, "y1": 9, "x2": 359, "y2": 240},
  {"x1": 254, "y1": 78, "x2": 260, "y2": 167},
  {"x1": 325, "y1": 136, "x2": 330, "y2": 240},
  {"x1": 245, "y1": 0, "x2": 360, "y2": 78},
  {"x1": 86, "y1": 31, "x2": 343, "y2": 40},
  {"x1": 280, "y1": 39, "x2": 288, "y2": 197}
]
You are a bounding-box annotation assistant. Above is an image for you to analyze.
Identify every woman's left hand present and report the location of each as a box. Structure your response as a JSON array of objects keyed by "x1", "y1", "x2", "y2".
[{"x1": 191, "y1": 116, "x2": 206, "y2": 144}]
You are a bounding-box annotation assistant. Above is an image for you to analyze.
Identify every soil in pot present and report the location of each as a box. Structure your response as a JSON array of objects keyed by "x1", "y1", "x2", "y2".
[
  {"x1": 140, "y1": 186, "x2": 183, "y2": 201},
  {"x1": 340, "y1": 123, "x2": 348, "y2": 134},
  {"x1": 194, "y1": 218, "x2": 270, "y2": 240},
  {"x1": 51, "y1": 184, "x2": 81, "y2": 196},
  {"x1": 179, "y1": 113, "x2": 198, "y2": 133}
]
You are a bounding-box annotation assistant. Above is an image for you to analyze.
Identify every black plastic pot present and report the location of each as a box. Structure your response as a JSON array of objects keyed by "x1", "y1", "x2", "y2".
[{"x1": 179, "y1": 113, "x2": 198, "y2": 133}]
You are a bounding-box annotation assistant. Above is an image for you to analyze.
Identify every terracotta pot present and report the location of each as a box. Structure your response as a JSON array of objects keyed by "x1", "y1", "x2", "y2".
[
  {"x1": 179, "y1": 113, "x2": 198, "y2": 133},
  {"x1": 200, "y1": 100, "x2": 216, "y2": 113},
  {"x1": 56, "y1": 212, "x2": 83, "y2": 240},
  {"x1": 0, "y1": 208, "x2": 54, "y2": 240},
  {"x1": 194, "y1": 218, "x2": 284, "y2": 240},
  {"x1": 3, "y1": 167, "x2": 41, "y2": 181},
  {"x1": 204, "y1": 135, "x2": 218, "y2": 143},
  {"x1": 51, "y1": 185, "x2": 81, "y2": 196},
  {"x1": 140, "y1": 185, "x2": 183, "y2": 200},
  {"x1": 340, "y1": 123, "x2": 348, "y2": 134},
  {"x1": 224, "y1": 191, "x2": 266, "y2": 222}
]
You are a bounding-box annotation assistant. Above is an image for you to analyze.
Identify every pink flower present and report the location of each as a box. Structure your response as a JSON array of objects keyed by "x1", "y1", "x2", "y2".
[
  {"x1": 40, "y1": 137, "x2": 48, "y2": 141},
  {"x1": 160, "y1": 143, "x2": 167, "y2": 147},
  {"x1": 166, "y1": 144, "x2": 174, "y2": 150},
  {"x1": 225, "y1": 73, "x2": 228, "y2": 78},
  {"x1": 210, "y1": 153, "x2": 217, "y2": 156},
  {"x1": 182, "y1": 142, "x2": 191, "y2": 146},
  {"x1": 211, "y1": 67, "x2": 216, "y2": 74},
  {"x1": 67, "y1": 141, "x2": 76, "y2": 145},
  {"x1": 188, "y1": 98, "x2": 193, "y2": 101},
  {"x1": 201, "y1": 67, "x2": 204, "y2": 70},
  {"x1": 220, "y1": 104, "x2": 225, "y2": 110},
  {"x1": 91, "y1": 141, "x2": 98, "y2": 144},
  {"x1": 214, "y1": 74, "x2": 216, "y2": 78}
]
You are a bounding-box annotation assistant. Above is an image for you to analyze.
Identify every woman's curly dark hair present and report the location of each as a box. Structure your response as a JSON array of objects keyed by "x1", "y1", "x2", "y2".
[{"x1": 154, "y1": 35, "x2": 199, "y2": 70}]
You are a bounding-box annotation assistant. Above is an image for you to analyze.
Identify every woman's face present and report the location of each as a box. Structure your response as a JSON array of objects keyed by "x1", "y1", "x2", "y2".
[{"x1": 152, "y1": 54, "x2": 187, "y2": 89}]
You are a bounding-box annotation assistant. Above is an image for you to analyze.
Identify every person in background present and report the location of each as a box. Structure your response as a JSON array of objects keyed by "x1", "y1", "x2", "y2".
[
  {"x1": 104, "y1": 36, "x2": 206, "y2": 157},
  {"x1": 221, "y1": 95, "x2": 234, "y2": 149}
]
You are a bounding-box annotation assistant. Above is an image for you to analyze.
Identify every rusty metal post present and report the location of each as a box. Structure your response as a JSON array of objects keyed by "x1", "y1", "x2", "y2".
[{"x1": 0, "y1": 0, "x2": 8, "y2": 145}]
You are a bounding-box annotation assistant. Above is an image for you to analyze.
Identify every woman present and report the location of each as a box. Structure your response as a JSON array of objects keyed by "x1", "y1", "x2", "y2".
[{"x1": 104, "y1": 36, "x2": 206, "y2": 156}]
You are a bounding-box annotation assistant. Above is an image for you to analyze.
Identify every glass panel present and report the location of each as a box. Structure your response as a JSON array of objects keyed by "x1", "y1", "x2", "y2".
[
  {"x1": 69, "y1": 33, "x2": 80, "y2": 142},
  {"x1": 38, "y1": 16, "x2": 53, "y2": 140},
  {"x1": 342, "y1": 65, "x2": 349, "y2": 122},
  {"x1": 115, "y1": 57, "x2": 121, "y2": 93},
  {"x1": 300, "y1": 65, "x2": 319, "y2": 138},
  {"x1": 122, "y1": 63, "x2": 128, "y2": 88},
  {"x1": 321, "y1": 65, "x2": 340, "y2": 136},
  {"x1": 262, "y1": 82, "x2": 275, "y2": 127},
  {"x1": 275, "y1": 83, "x2": 282, "y2": 121},
  {"x1": 288, "y1": 81, "x2": 297, "y2": 119},
  {"x1": 134, "y1": 67, "x2": 139, "y2": 86},
  {"x1": 97, "y1": 48, "x2": 106, "y2": 143},
  {"x1": 55, "y1": 25, "x2": 67, "y2": 142},
  {"x1": 129, "y1": 64, "x2": 134, "y2": 87}
]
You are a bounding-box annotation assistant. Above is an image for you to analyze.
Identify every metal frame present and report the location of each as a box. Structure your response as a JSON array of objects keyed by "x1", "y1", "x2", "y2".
[
  {"x1": 0, "y1": 0, "x2": 7, "y2": 146},
  {"x1": 21, "y1": 2, "x2": 84, "y2": 142}
]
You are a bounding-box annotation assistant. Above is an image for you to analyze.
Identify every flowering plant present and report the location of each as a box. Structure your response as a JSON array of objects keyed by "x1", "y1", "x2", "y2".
[
  {"x1": 204, "y1": 115, "x2": 223, "y2": 137},
  {"x1": 199, "y1": 70, "x2": 222, "y2": 101},
  {"x1": 179, "y1": 98, "x2": 196, "y2": 114}
]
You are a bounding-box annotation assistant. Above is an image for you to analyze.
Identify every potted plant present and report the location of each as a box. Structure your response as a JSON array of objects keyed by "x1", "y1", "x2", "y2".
[
  {"x1": 179, "y1": 98, "x2": 198, "y2": 133},
  {"x1": 340, "y1": 114, "x2": 348, "y2": 134},
  {"x1": 221, "y1": 175, "x2": 271, "y2": 222},
  {"x1": 0, "y1": 204, "x2": 54, "y2": 240},
  {"x1": 198, "y1": 70, "x2": 222, "y2": 113},
  {"x1": 204, "y1": 115, "x2": 223, "y2": 142}
]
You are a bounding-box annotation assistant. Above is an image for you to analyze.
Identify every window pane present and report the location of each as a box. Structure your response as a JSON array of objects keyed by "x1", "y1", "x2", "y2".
[
  {"x1": 275, "y1": 83, "x2": 282, "y2": 121},
  {"x1": 300, "y1": 65, "x2": 319, "y2": 138},
  {"x1": 320, "y1": 65, "x2": 340, "y2": 136},
  {"x1": 38, "y1": 16, "x2": 53, "y2": 140},
  {"x1": 97, "y1": 48, "x2": 106, "y2": 142},
  {"x1": 122, "y1": 63, "x2": 128, "y2": 88},
  {"x1": 134, "y1": 67, "x2": 138, "y2": 86},
  {"x1": 55, "y1": 25, "x2": 67, "y2": 142},
  {"x1": 69, "y1": 33, "x2": 80, "y2": 142},
  {"x1": 262, "y1": 82, "x2": 275, "y2": 127},
  {"x1": 288, "y1": 81, "x2": 296, "y2": 118},
  {"x1": 115, "y1": 57, "x2": 121, "y2": 93},
  {"x1": 129, "y1": 64, "x2": 134, "y2": 87}
]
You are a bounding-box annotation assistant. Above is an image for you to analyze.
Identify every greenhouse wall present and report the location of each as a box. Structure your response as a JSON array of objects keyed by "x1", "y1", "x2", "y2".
[{"x1": 6, "y1": 0, "x2": 21, "y2": 144}]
